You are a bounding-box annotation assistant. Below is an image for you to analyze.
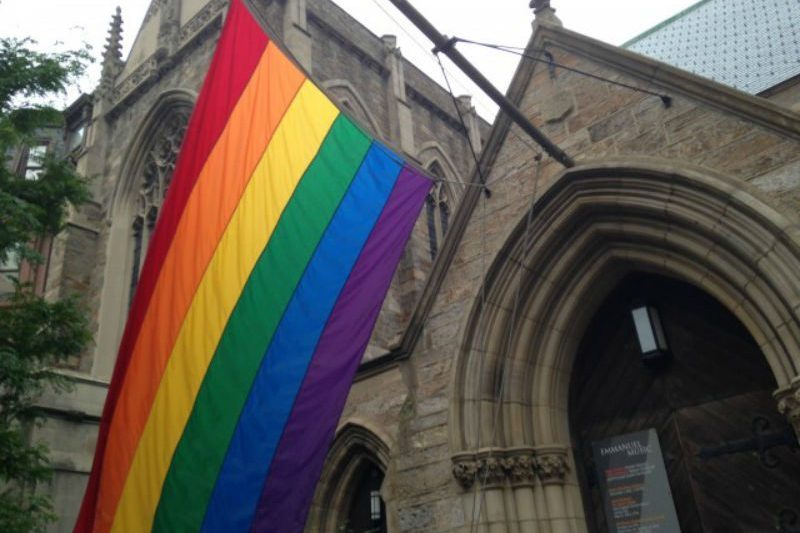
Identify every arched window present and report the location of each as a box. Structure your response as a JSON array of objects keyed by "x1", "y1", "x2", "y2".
[
  {"x1": 425, "y1": 161, "x2": 450, "y2": 260},
  {"x1": 127, "y1": 109, "x2": 190, "y2": 305},
  {"x1": 94, "y1": 92, "x2": 194, "y2": 380}
]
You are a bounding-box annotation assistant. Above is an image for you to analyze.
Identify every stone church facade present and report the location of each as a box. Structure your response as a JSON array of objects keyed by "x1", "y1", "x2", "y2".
[{"x1": 36, "y1": 0, "x2": 800, "y2": 532}]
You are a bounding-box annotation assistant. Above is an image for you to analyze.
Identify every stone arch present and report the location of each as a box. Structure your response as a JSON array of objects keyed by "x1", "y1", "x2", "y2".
[
  {"x1": 110, "y1": 89, "x2": 196, "y2": 217},
  {"x1": 93, "y1": 89, "x2": 195, "y2": 379},
  {"x1": 322, "y1": 79, "x2": 383, "y2": 137},
  {"x1": 418, "y1": 143, "x2": 462, "y2": 261},
  {"x1": 450, "y1": 158, "x2": 800, "y2": 532},
  {"x1": 306, "y1": 421, "x2": 393, "y2": 532}
]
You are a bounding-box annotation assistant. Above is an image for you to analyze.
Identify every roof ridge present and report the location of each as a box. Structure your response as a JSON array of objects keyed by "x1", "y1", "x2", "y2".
[{"x1": 622, "y1": 0, "x2": 712, "y2": 47}]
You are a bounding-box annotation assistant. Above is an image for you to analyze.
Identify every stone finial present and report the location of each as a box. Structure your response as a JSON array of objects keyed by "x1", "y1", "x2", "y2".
[
  {"x1": 381, "y1": 34, "x2": 398, "y2": 54},
  {"x1": 775, "y1": 377, "x2": 800, "y2": 444},
  {"x1": 99, "y1": 7, "x2": 124, "y2": 91},
  {"x1": 530, "y1": 0, "x2": 562, "y2": 26},
  {"x1": 529, "y1": 0, "x2": 550, "y2": 12}
]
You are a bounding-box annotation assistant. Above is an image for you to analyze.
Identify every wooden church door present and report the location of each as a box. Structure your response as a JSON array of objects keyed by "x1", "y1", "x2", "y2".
[{"x1": 570, "y1": 273, "x2": 800, "y2": 533}]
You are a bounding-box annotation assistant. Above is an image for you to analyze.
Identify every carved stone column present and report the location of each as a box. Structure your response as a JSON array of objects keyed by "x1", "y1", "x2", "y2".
[
  {"x1": 775, "y1": 376, "x2": 800, "y2": 443},
  {"x1": 382, "y1": 35, "x2": 416, "y2": 156},
  {"x1": 503, "y1": 448, "x2": 539, "y2": 533},
  {"x1": 535, "y1": 445, "x2": 570, "y2": 533}
]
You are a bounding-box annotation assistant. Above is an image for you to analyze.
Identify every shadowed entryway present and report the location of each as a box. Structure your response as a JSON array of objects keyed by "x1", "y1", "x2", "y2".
[{"x1": 570, "y1": 273, "x2": 800, "y2": 532}]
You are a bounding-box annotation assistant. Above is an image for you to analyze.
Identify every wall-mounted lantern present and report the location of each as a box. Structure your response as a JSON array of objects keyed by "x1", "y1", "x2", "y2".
[{"x1": 630, "y1": 302, "x2": 670, "y2": 362}]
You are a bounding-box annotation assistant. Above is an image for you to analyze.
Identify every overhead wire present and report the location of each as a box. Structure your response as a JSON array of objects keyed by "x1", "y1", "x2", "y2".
[
  {"x1": 455, "y1": 37, "x2": 673, "y2": 107},
  {"x1": 435, "y1": 55, "x2": 488, "y2": 190}
]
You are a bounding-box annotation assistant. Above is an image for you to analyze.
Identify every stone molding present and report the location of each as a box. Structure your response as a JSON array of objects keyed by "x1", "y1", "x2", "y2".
[
  {"x1": 775, "y1": 376, "x2": 800, "y2": 443},
  {"x1": 452, "y1": 447, "x2": 564, "y2": 489}
]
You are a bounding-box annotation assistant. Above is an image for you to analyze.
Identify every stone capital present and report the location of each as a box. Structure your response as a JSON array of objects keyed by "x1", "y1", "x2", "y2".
[
  {"x1": 477, "y1": 454, "x2": 509, "y2": 488},
  {"x1": 775, "y1": 376, "x2": 800, "y2": 443},
  {"x1": 534, "y1": 445, "x2": 569, "y2": 486},
  {"x1": 451, "y1": 452, "x2": 479, "y2": 489},
  {"x1": 452, "y1": 447, "x2": 539, "y2": 489},
  {"x1": 502, "y1": 447, "x2": 538, "y2": 487}
]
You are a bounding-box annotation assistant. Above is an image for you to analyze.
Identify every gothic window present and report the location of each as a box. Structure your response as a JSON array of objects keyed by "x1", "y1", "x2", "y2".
[
  {"x1": 425, "y1": 161, "x2": 450, "y2": 260},
  {"x1": 344, "y1": 462, "x2": 387, "y2": 533},
  {"x1": 128, "y1": 109, "x2": 190, "y2": 305}
]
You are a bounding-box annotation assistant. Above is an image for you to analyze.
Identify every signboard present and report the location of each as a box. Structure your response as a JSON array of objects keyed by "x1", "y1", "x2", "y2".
[{"x1": 592, "y1": 429, "x2": 681, "y2": 533}]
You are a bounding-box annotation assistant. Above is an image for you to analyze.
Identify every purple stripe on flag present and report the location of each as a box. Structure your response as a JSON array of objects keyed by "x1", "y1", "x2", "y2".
[{"x1": 249, "y1": 166, "x2": 430, "y2": 533}]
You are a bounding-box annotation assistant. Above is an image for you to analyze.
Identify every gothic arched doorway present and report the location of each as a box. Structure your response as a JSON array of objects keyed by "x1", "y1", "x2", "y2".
[
  {"x1": 451, "y1": 161, "x2": 800, "y2": 533},
  {"x1": 570, "y1": 272, "x2": 800, "y2": 532}
]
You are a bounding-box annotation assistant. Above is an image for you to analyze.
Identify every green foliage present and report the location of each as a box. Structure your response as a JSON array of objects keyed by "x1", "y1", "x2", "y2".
[{"x1": 0, "y1": 37, "x2": 92, "y2": 532}]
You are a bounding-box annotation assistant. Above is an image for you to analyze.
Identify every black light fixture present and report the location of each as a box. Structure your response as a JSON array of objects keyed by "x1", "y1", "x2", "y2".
[{"x1": 630, "y1": 301, "x2": 670, "y2": 362}]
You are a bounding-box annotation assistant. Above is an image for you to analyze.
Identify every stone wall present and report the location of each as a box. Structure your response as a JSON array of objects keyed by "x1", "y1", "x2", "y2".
[{"x1": 327, "y1": 18, "x2": 800, "y2": 533}]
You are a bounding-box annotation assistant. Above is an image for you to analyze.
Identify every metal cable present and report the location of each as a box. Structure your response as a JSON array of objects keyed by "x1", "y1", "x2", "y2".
[{"x1": 456, "y1": 37, "x2": 673, "y2": 107}]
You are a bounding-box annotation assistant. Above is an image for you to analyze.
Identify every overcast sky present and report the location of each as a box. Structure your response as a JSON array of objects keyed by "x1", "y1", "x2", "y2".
[{"x1": 0, "y1": 0, "x2": 698, "y2": 116}]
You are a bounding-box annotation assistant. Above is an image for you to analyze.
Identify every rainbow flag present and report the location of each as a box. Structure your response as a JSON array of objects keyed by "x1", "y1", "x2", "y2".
[{"x1": 75, "y1": 1, "x2": 430, "y2": 531}]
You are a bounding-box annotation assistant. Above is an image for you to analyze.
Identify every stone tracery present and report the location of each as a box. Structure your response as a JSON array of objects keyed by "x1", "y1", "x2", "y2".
[{"x1": 128, "y1": 108, "x2": 190, "y2": 302}]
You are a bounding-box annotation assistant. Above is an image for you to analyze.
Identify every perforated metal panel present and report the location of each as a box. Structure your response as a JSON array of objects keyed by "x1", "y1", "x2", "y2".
[{"x1": 625, "y1": 0, "x2": 800, "y2": 94}]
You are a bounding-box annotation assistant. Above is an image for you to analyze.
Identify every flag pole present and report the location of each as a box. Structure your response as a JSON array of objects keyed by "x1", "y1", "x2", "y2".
[{"x1": 386, "y1": 0, "x2": 575, "y2": 168}]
